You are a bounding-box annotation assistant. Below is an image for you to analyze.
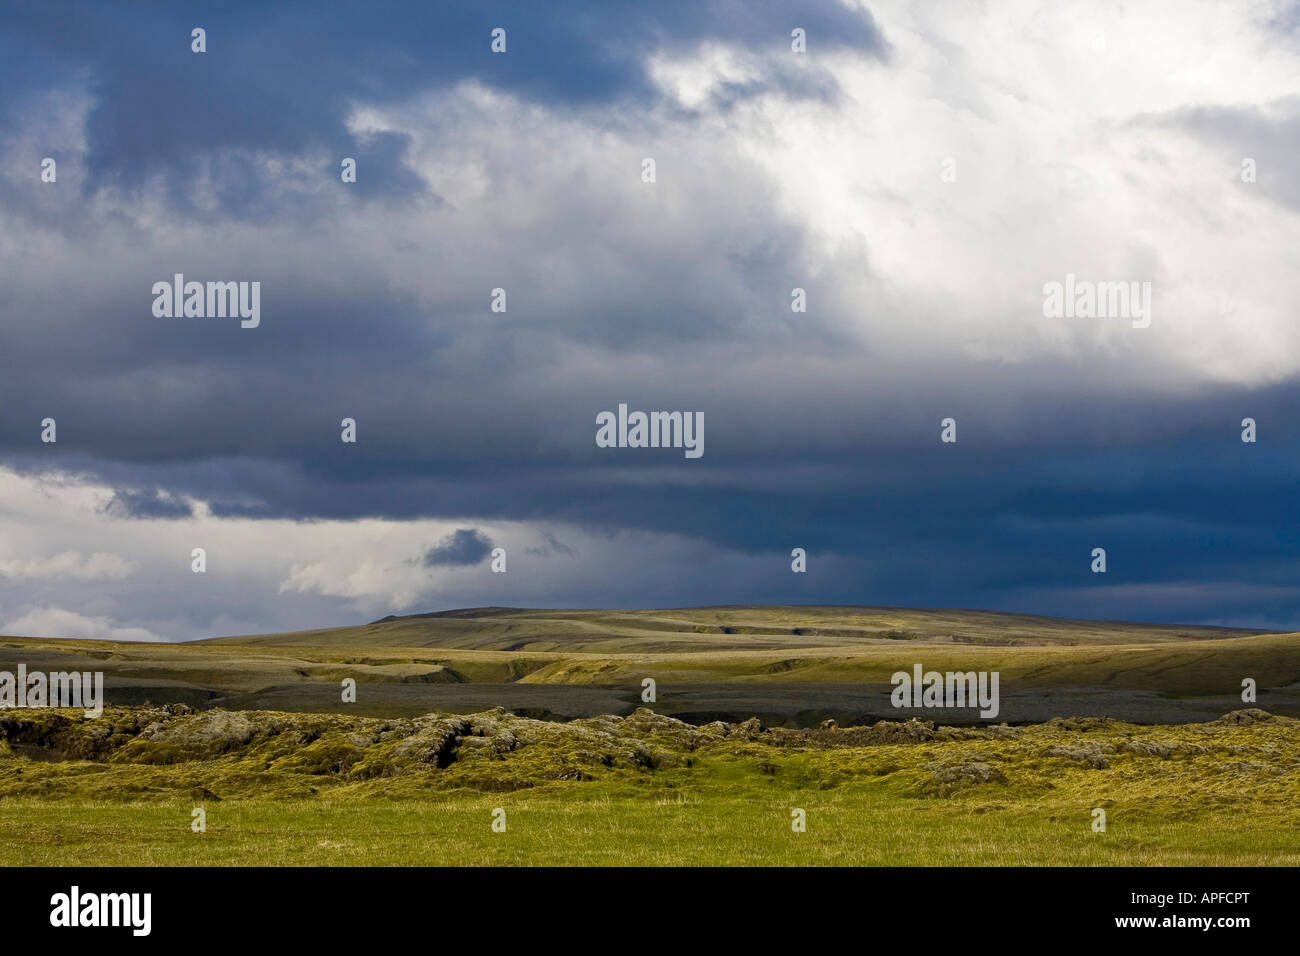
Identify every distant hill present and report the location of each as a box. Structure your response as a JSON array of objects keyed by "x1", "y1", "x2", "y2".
[
  {"x1": 1, "y1": 606, "x2": 1294, "y2": 725},
  {"x1": 200, "y1": 604, "x2": 1277, "y2": 652}
]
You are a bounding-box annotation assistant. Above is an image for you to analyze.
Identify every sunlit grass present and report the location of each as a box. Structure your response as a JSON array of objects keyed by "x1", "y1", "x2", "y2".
[{"x1": 1, "y1": 706, "x2": 1297, "y2": 866}]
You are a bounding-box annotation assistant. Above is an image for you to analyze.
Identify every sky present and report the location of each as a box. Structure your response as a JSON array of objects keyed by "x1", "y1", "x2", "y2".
[{"x1": 1, "y1": 0, "x2": 1298, "y2": 641}]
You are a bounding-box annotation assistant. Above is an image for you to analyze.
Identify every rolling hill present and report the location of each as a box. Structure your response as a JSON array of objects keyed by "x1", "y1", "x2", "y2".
[{"x1": 1, "y1": 605, "x2": 1295, "y2": 725}]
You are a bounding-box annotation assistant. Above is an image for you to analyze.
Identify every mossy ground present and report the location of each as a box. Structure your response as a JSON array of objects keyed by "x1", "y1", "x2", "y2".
[{"x1": 1, "y1": 706, "x2": 1296, "y2": 865}]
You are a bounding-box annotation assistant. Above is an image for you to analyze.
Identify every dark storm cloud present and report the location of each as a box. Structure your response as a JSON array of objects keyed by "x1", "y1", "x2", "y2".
[
  {"x1": 0, "y1": 0, "x2": 885, "y2": 215},
  {"x1": 102, "y1": 487, "x2": 194, "y2": 519},
  {"x1": 1, "y1": 1, "x2": 1298, "y2": 633},
  {"x1": 526, "y1": 532, "x2": 576, "y2": 558},
  {"x1": 16, "y1": 369, "x2": 1299, "y2": 630},
  {"x1": 422, "y1": 529, "x2": 494, "y2": 567}
]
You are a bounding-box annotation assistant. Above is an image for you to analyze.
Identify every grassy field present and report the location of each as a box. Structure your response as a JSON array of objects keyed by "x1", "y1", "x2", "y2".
[
  {"x1": 5, "y1": 793, "x2": 1292, "y2": 866},
  {"x1": 0, "y1": 704, "x2": 1296, "y2": 865},
  {"x1": 1, "y1": 606, "x2": 1296, "y2": 865}
]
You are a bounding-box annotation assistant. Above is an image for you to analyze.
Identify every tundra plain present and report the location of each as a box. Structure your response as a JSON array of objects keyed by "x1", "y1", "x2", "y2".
[{"x1": 0, "y1": 606, "x2": 1295, "y2": 866}]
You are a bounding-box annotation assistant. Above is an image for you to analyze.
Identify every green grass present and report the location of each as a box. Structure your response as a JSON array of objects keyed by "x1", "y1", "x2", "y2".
[
  {"x1": 3, "y1": 777, "x2": 1295, "y2": 867},
  {"x1": 1, "y1": 705, "x2": 1297, "y2": 865}
]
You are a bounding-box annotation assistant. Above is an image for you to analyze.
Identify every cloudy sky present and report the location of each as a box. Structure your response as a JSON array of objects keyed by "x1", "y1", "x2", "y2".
[{"x1": 1, "y1": 0, "x2": 1298, "y2": 642}]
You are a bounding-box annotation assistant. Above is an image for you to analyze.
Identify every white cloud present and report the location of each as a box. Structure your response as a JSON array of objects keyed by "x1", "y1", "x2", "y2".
[
  {"x1": 1, "y1": 607, "x2": 166, "y2": 643},
  {"x1": 308, "y1": 3, "x2": 1300, "y2": 393},
  {"x1": 0, "y1": 551, "x2": 134, "y2": 582}
]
